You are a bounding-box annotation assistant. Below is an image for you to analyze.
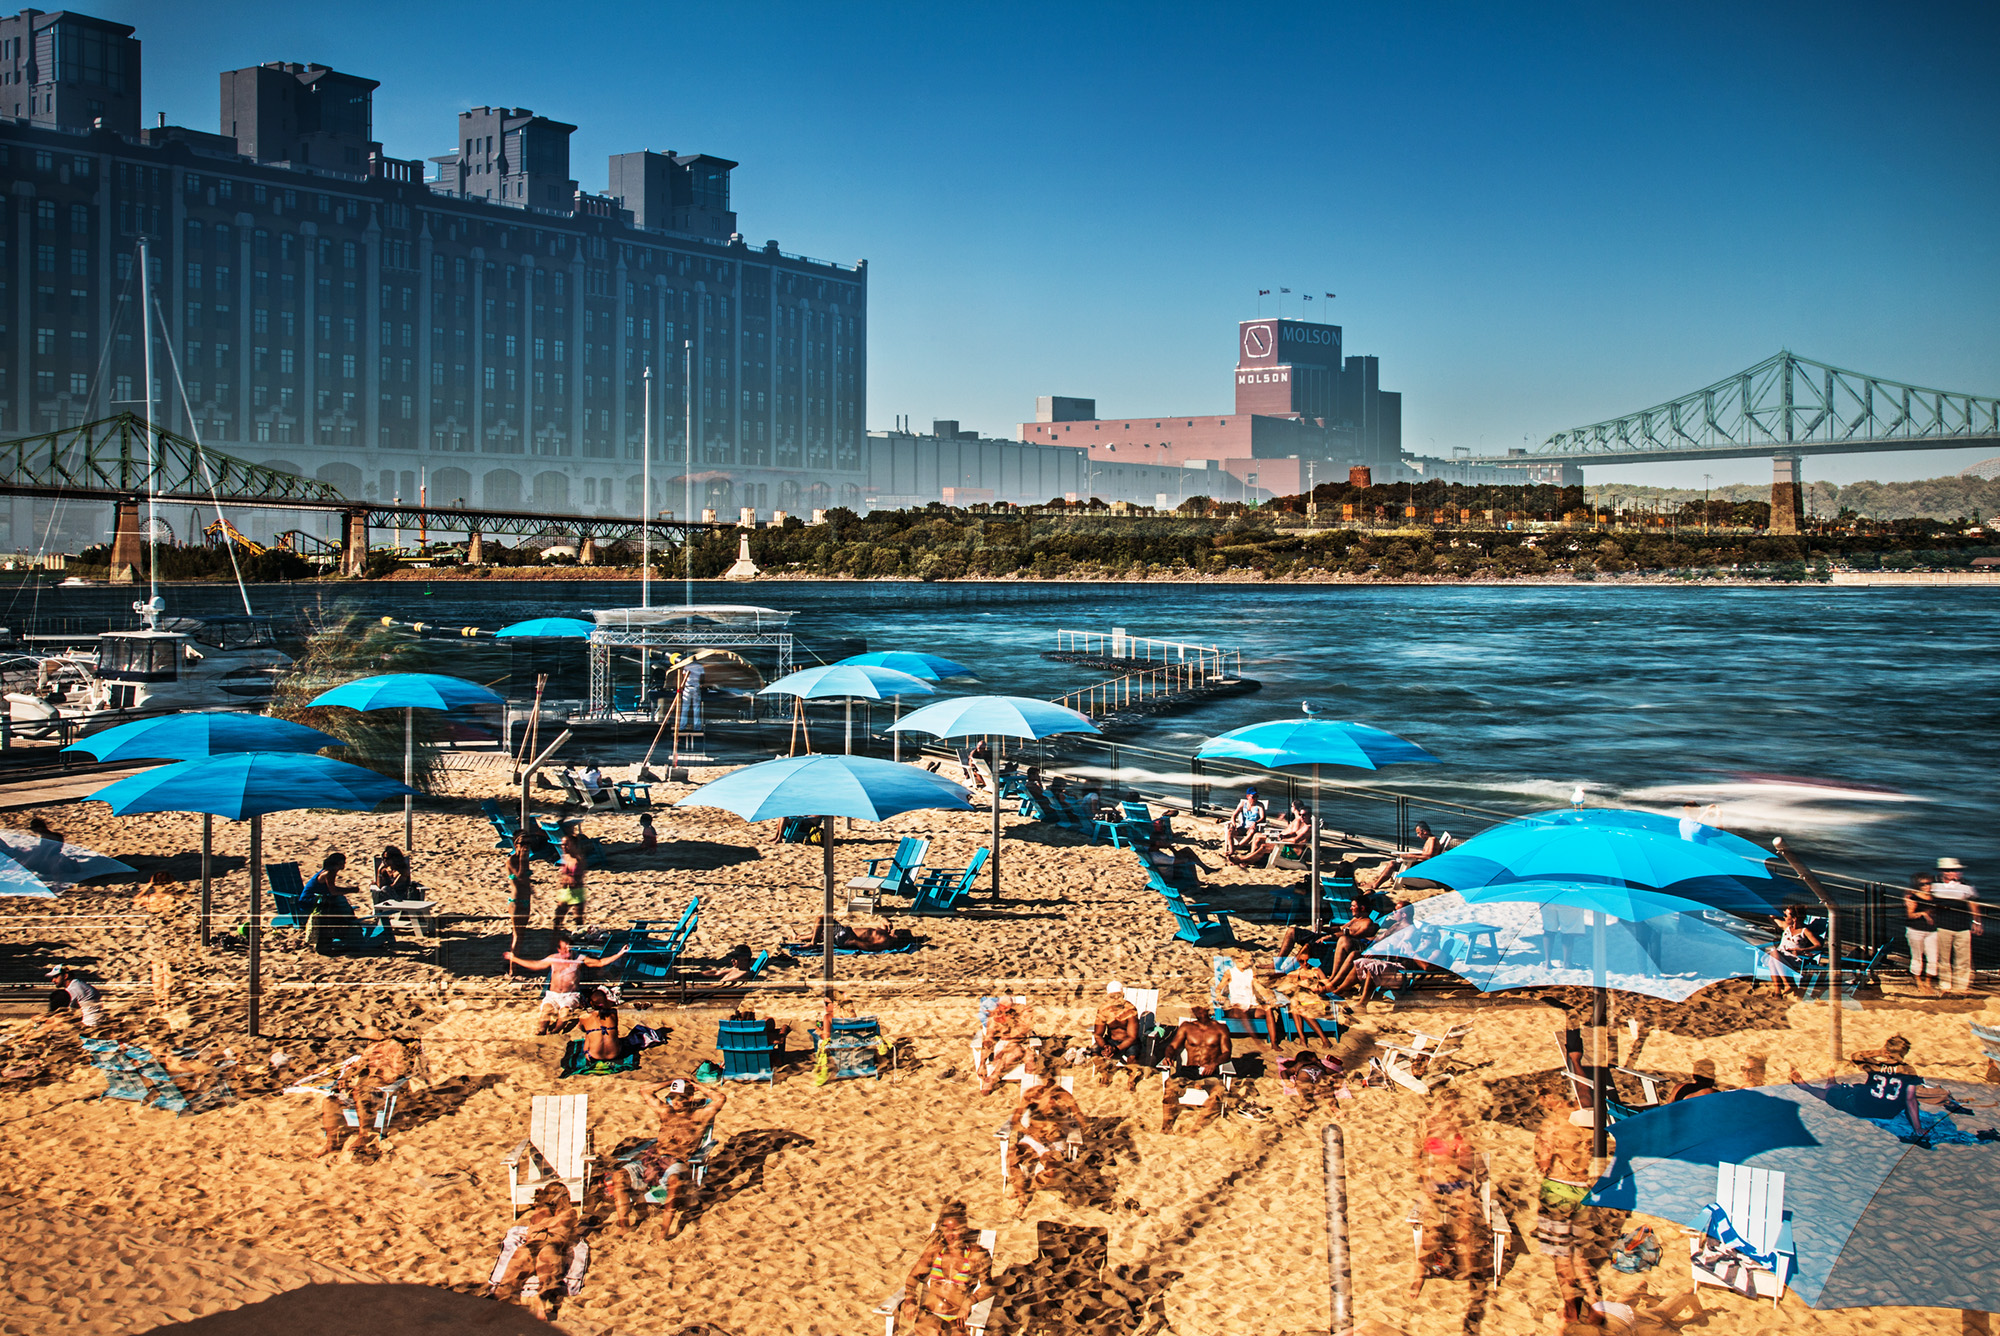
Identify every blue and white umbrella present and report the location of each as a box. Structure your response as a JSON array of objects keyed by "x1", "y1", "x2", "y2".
[{"x1": 308, "y1": 671, "x2": 505, "y2": 855}]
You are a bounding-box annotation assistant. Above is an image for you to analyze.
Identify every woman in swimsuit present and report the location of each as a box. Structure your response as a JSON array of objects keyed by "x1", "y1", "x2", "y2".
[
  {"x1": 1765, "y1": 905, "x2": 1822, "y2": 997},
  {"x1": 578, "y1": 990, "x2": 622, "y2": 1062}
]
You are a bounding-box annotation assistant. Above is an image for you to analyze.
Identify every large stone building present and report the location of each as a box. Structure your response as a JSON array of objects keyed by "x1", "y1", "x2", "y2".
[
  {"x1": 0, "y1": 8, "x2": 866, "y2": 548},
  {"x1": 1017, "y1": 317, "x2": 1408, "y2": 497}
]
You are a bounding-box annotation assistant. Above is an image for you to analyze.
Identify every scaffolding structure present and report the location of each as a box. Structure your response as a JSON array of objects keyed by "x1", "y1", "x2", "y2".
[{"x1": 585, "y1": 627, "x2": 797, "y2": 719}]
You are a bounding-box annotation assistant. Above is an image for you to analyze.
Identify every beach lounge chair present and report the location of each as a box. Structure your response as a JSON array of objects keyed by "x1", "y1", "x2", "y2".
[
  {"x1": 1690, "y1": 1163, "x2": 1795, "y2": 1307},
  {"x1": 848, "y1": 836, "x2": 932, "y2": 896},
  {"x1": 809, "y1": 1016, "x2": 884, "y2": 1083},
  {"x1": 910, "y1": 847, "x2": 989, "y2": 915},
  {"x1": 285, "y1": 1056, "x2": 410, "y2": 1131},
  {"x1": 620, "y1": 899, "x2": 700, "y2": 984},
  {"x1": 871, "y1": 1230, "x2": 1000, "y2": 1336},
  {"x1": 481, "y1": 799, "x2": 558, "y2": 861},
  {"x1": 1407, "y1": 1151, "x2": 1509, "y2": 1288},
  {"x1": 1972, "y1": 1021, "x2": 2000, "y2": 1083},
  {"x1": 717, "y1": 1017, "x2": 779, "y2": 1082},
  {"x1": 1164, "y1": 895, "x2": 1237, "y2": 947},
  {"x1": 1211, "y1": 955, "x2": 1296, "y2": 1044},
  {"x1": 507, "y1": 1093, "x2": 595, "y2": 1214},
  {"x1": 558, "y1": 771, "x2": 621, "y2": 812},
  {"x1": 262, "y1": 861, "x2": 311, "y2": 929},
  {"x1": 1796, "y1": 937, "x2": 1892, "y2": 1002},
  {"x1": 1092, "y1": 801, "x2": 1151, "y2": 850},
  {"x1": 1554, "y1": 1027, "x2": 1666, "y2": 1119},
  {"x1": 1373, "y1": 1023, "x2": 1474, "y2": 1094},
  {"x1": 995, "y1": 1073, "x2": 1081, "y2": 1184},
  {"x1": 779, "y1": 815, "x2": 821, "y2": 844},
  {"x1": 608, "y1": 1123, "x2": 719, "y2": 1204}
]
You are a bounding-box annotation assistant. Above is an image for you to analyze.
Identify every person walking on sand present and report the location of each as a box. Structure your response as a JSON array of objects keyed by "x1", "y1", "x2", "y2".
[
  {"x1": 552, "y1": 825, "x2": 588, "y2": 936},
  {"x1": 643, "y1": 1078, "x2": 726, "y2": 1240},
  {"x1": 1933, "y1": 857, "x2": 1982, "y2": 994},
  {"x1": 1411, "y1": 1090, "x2": 1483, "y2": 1295},
  {"x1": 898, "y1": 1201, "x2": 995, "y2": 1336},
  {"x1": 492, "y1": 1180, "x2": 578, "y2": 1319},
  {"x1": 1533, "y1": 1091, "x2": 1603, "y2": 1328},
  {"x1": 505, "y1": 936, "x2": 628, "y2": 1034},
  {"x1": 1904, "y1": 871, "x2": 1939, "y2": 993},
  {"x1": 505, "y1": 832, "x2": 534, "y2": 976}
]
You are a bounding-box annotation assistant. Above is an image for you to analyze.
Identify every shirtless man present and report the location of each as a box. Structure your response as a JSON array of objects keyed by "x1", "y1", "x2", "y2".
[
  {"x1": 978, "y1": 997, "x2": 1037, "y2": 1096},
  {"x1": 798, "y1": 918, "x2": 919, "y2": 954},
  {"x1": 504, "y1": 937, "x2": 629, "y2": 1035},
  {"x1": 1160, "y1": 1008, "x2": 1232, "y2": 1134},
  {"x1": 643, "y1": 1078, "x2": 726, "y2": 1239},
  {"x1": 1006, "y1": 1076, "x2": 1087, "y2": 1203},
  {"x1": 899, "y1": 1201, "x2": 996, "y2": 1335},
  {"x1": 1532, "y1": 1090, "x2": 1601, "y2": 1328},
  {"x1": 317, "y1": 1033, "x2": 409, "y2": 1158},
  {"x1": 1092, "y1": 982, "x2": 1143, "y2": 1088},
  {"x1": 493, "y1": 1181, "x2": 579, "y2": 1319}
]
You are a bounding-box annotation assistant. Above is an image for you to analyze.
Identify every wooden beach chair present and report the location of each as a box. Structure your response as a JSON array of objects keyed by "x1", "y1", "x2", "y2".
[
  {"x1": 262, "y1": 862, "x2": 311, "y2": 929},
  {"x1": 1971, "y1": 1020, "x2": 2000, "y2": 1084},
  {"x1": 995, "y1": 1073, "x2": 1081, "y2": 1185},
  {"x1": 1690, "y1": 1163, "x2": 1795, "y2": 1307},
  {"x1": 620, "y1": 899, "x2": 700, "y2": 984},
  {"x1": 716, "y1": 1017, "x2": 779, "y2": 1082},
  {"x1": 909, "y1": 847, "x2": 989, "y2": 915},
  {"x1": 871, "y1": 1230, "x2": 1000, "y2": 1336},
  {"x1": 810, "y1": 1016, "x2": 884, "y2": 1083},
  {"x1": 847, "y1": 836, "x2": 929, "y2": 912},
  {"x1": 1091, "y1": 801, "x2": 1151, "y2": 850},
  {"x1": 1407, "y1": 1151, "x2": 1509, "y2": 1288},
  {"x1": 1555, "y1": 1027, "x2": 1667, "y2": 1120},
  {"x1": 285, "y1": 1056, "x2": 410, "y2": 1134},
  {"x1": 558, "y1": 770, "x2": 621, "y2": 812},
  {"x1": 1373, "y1": 1023, "x2": 1475, "y2": 1094},
  {"x1": 507, "y1": 1093, "x2": 596, "y2": 1214}
]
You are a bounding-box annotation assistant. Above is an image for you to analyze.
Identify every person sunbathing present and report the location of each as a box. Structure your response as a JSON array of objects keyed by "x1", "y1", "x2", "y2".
[
  {"x1": 643, "y1": 1078, "x2": 726, "y2": 1239},
  {"x1": 1223, "y1": 788, "x2": 1267, "y2": 861},
  {"x1": 316, "y1": 1034, "x2": 409, "y2": 1158},
  {"x1": 577, "y1": 990, "x2": 623, "y2": 1063},
  {"x1": 1326, "y1": 949, "x2": 1407, "y2": 1003},
  {"x1": 1665, "y1": 1057, "x2": 1720, "y2": 1103},
  {"x1": 978, "y1": 997, "x2": 1037, "y2": 1095},
  {"x1": 1232, "y1": 801, "x2": 1311, "y2": 868},
  {"x1": 899, "y1": 1202, "x2": 995, "y2": 1335},
  {"x1": 727, "y1": 1005, "x2": 792, "y2": 1056},
  {"x1": 1092, "y1": 982, "x2": 1143, "y2": 1088},
  {"x1": 1005, "y1": 1076, "x2": 1086, "y2": 1203},
  {"x1": 1323, "y1": 897, "x2": 1381, "y2": 973},
  {"x1": 1277, "y1": 1048, "x2": 1340, "y2": 1102},
  {"x1": 1161, "y1": 1009, "x2": 1232, "y2": 1134},
  {"x1": 1271, "y1": 962, "x2": 1340, "y2": 1042},
  {"x1": 504, "y1": 937, "x2": 630, "y2": 1035},
  {"x1": 492, "y1": 1181, "x2": 579, "y2": 1319},
  {"x1": 795, "y1": 918, "x2": 917, "y2": 953},
  {"x1": 1212, "y1": 958, "x2": 1287, "y2": 1052}
]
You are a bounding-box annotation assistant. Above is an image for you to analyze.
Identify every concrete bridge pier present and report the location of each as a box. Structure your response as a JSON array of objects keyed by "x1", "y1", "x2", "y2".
[
  {"x1": 108, "y1": 495, "x2": 143, "y2": 584},
  {"x1": 467, "y1": 530, "x2": 483, "y2": 565},
  {"x1": 579, "y1": 535, "x2": 599, "y2": 565},
  {"x1": 1771, "y1": 453, "x2": 1804, "y2": 534},
  {"x1": 340, "y1": 509, "x2": 370, "y2": 577}
]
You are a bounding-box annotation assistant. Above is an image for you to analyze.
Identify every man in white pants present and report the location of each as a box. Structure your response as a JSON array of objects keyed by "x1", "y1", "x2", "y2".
[{"x1": 1933, "y1": 857, "x2": 1982, "y2": 993}]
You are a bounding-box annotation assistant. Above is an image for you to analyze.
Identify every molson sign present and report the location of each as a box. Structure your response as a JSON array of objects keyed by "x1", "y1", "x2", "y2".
[{"x1": 1238, "y1": 319, "x2": 1342, "y2": 369}]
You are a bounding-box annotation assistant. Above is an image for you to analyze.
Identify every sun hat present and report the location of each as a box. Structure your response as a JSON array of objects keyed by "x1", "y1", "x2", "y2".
[
  {"x1": 1105, "y1": 981, "x2": 1123, "y2": 995},
  {"x1": 1938, "y1": 857, "x2": 1965, "y2": 870}
]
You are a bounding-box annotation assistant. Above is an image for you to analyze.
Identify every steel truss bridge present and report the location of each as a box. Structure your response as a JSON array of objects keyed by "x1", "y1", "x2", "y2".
[
  {"x1": 1476, "y1": 352, "x2": 2000, "y2": 467},
  {"x1": 0, "y1": 412, "x2": 725, "y2": 547}
]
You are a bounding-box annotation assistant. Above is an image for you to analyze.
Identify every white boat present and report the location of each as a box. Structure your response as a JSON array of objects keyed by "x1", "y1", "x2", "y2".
[
  {"x1": 587, "y1": 604, "x2": 796, "y2": 629},
  {"x1": 5, "y1": 613, "x2": 291, "y2": 721}
]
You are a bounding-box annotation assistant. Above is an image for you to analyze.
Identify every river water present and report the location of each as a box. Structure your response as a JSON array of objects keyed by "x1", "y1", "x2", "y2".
[{"x1": 24, "y1": 578, "x2": 2000, "y2": 887}]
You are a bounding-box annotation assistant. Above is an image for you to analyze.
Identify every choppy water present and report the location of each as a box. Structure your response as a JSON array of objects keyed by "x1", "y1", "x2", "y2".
[{"x1": 24, "y1": 578, "x2": 1999, "y2": 887}]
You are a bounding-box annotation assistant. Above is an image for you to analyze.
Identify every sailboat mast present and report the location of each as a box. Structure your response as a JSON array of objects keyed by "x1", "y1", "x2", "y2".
[
  {"x1": 641, "y1": 365, "x2": 652, "y2": 610},
  {"x1": 683, "y1": 338, "x2": 694, "y2": 624},
  {"x1": 138, "y1": 234, "x2": 159, "y2": 625}
]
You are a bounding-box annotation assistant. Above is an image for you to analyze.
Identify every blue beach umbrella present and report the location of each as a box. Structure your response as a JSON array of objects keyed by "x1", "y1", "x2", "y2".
[
  {"x1": 308, "y1": 671, "x2": 506, "y2": 855},
  {"x1": 836, "y1": 651, "x2": 977, "y2": 682},
  {"x1": 62, "y1": 709, "x2": 349, "y2": 943},
  {"x1": 493, "y1": 617, "x2": 596, "y2": 639},
  {"x1": 1412, "y1": 821, "x2": 1781, "y2": 913},
  {"x1": 1198, "y1": 709, "x2": 1441, "y2": 931},
  {"x1": 677, "y1": 755, "x2": 973, "y2": 980},
  {"x1": 890, "y1": 695, "x2": 1100, "y2": 899},
  {"x1": 1509, "y1": 807, "x2": 1773, "y2": 865},
  {"x1": 89, "y1": 752, "x2": 416, "y2": 1036},
  {"x1": 0, "y1": 838, "x2": 134, "y2": 898},
  {"x1": 63, "y1": 711, "x2": 345, "y2": 762},
  {"x1": 1365, "y1": 884, "x2": 1780, "y2": 1003},
  {"x1": 1587, "y1": 1080, "x2": 2000, "y2": 1310},
  {"x1": 760, "y1": 664, "x2": 935, "y2": 756}
]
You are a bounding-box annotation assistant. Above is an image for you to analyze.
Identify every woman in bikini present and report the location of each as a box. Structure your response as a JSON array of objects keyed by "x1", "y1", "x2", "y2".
[
  {"x1": 1765, "y1": 904, "x2": 1822, "y2": 997},
  {"x1": 577, "y1": 990, "x2": 623, "y2": 1062}
]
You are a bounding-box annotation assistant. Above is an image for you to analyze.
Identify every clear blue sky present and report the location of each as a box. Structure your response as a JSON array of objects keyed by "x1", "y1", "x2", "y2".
[{"x1": 112, "y1": 1, "x2": 2000, "y2": 487}]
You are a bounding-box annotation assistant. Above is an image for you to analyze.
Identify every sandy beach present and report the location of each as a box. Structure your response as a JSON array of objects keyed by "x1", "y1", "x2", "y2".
[{"x1": 2, "y1": 759, "x2": 1994, "y2": 1336}]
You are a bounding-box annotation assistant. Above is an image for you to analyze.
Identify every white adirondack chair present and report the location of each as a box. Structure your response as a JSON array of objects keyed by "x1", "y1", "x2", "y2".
[
  {"x1": 507, "y1": 1093, "x2": 595, "y2": 1215},
  {"x1": 996, "y1": 1074, "x2": 1080, "y2": 1184},
  {"x1": 873, "y1": 1229, "x2": 999, "y2": 1335},
  {"x1": 1690, "y1": 1162, "x2": 1795, "y2": 1306},
  {"x1": 1374, "y1": 1023, "x2": 1474, "y2": 1093}
]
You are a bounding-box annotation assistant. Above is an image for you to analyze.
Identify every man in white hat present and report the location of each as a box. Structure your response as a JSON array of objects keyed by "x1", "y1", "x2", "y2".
[
  {"x1": 1932, "y1": 858, "x2": 1982, "y2": 994},
  {"x1": 46, "y1": 965, "x2": 104, "y2": 1029},
  {"x1": 1092, "y1": 982, "x2": 1142, "y2": 1088},
  {"x1": 642, "y1": 1077, "x2": 726, "y2": 1239}
]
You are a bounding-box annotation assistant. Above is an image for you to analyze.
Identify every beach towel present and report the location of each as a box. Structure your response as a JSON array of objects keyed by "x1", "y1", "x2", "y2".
[
  {"x1": 559, "y1": 1039, "x2": 642, "y2": 1078},
  {"x1": 488, "y1": 1225, "x2": 589, "y2": 1299}
]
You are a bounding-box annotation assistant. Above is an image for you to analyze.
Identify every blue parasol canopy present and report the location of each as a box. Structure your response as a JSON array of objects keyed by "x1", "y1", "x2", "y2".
[
  {"x1": 87, "y1": 752, "x2": 415, "y2": 820},
  {"x1": 836, "y1": 651, "x2": 976, "y2": 682},
  {"x1": 889, "y1": 695, "x2": 1097, "y2": 741},
  {"x1": 494, "y1": 617, "x2": 596, "y2": 639},
  {"x1": 307, "y1": 671, "x2": 505, "y2": 712},
  {"x1": 1196, "y1": 717, "x2": 1440, "y2": 771},
  {"x1": 1410, "y1": 819, "x2": 1782, "y2": 914},
  {"x1": 676, "y1": 754, "x2": 972, "y2": 823},
  {"x1": 64, "y1": 711, "x2": 345, "y2": 762},
  {"x1": 759, "y1": 664, "x2": 936, "y2": 701}
]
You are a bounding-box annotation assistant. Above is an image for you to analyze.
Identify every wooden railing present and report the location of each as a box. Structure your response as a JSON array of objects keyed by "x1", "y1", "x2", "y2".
[
  {"x1": 1053, "y1": 660, "x2": 1219, "y2": 720},
  {"x1": 1053, "y1": 628, "x2": 1241, "y2": 680}
]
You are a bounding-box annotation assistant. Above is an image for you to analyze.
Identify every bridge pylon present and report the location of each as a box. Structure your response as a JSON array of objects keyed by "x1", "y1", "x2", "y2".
[
  {"x1": 108, "y1": 495, "x2": 143, "y2": 584},
  {"x1": 1771, "y1": 454, "x2": 1805, "y2": 534},
  {"x1": 340, "y1": 509, "x2": 370, "y2": 579}
]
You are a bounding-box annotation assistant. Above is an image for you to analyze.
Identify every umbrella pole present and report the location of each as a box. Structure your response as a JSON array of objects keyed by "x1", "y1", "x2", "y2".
[
  {"x1": 822, "y1": 815, "x2": 836, "y2": 984},
  {"x1": 248, "y1": 814, "x2": 263, "y2": 1039},
  {"x1": 1591, "y1": 912, "x2": 1608, "y2": 1160},
  {"x1": 989, "y1": 732, "x2": 1000, "y2": 900},
  {"x1": 1309, "y1": 764, "x2": 1322, "y2": 934},
  {"x1": 1773, "y1": 837, "x2": 1843, "y2": 1073},
  {"x1": 199, "y1": 815, "x2": 212, "y2": 947},
  {"x1": 403, "y1": 706, "x2": 415, "y2": 859},
  {"x1": 892, "y1": 697, "x2": 901, "y2": 764}
]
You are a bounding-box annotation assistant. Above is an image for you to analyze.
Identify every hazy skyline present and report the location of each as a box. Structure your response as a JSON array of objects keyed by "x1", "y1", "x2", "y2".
[{"x1": 108, "y1": 1, "x2": 1999, "y2": 488}]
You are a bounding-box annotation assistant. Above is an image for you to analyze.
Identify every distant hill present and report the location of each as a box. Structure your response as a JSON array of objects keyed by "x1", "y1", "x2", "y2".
[{"x1": 1586, "y1": 475, "x2": 1998, "y2": 522}]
